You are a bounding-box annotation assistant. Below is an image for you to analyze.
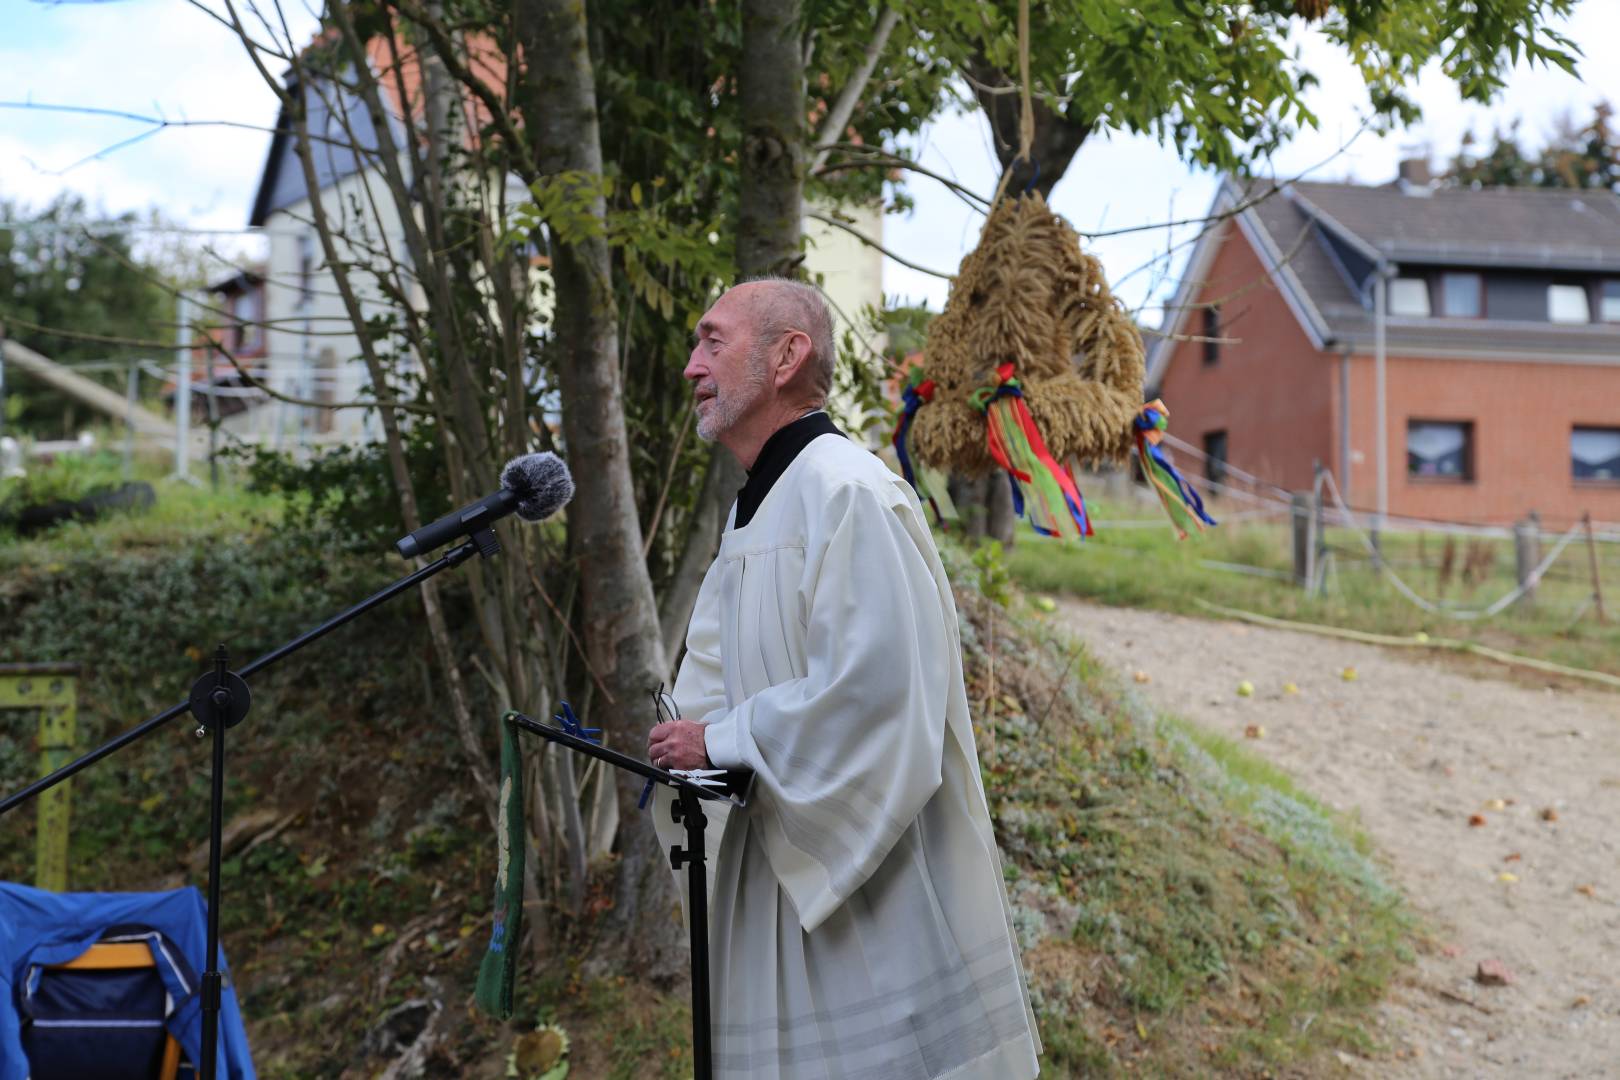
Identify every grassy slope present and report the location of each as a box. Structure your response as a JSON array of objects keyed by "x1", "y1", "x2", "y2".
[
  {"x1": 1003, "y1": 494, "x2": 1620, "y2": 679},
  {"x1": 1, "y1": 489, "x2": 1410, "y2": 1077},
  {"x1": 947, "y1": 543, "x2": 1407, "y2": 1075}
]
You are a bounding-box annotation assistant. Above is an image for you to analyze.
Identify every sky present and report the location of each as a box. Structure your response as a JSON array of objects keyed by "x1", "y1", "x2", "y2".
[{"x1": 2, "y1": 1, "x2": 1617, "y2": 326}]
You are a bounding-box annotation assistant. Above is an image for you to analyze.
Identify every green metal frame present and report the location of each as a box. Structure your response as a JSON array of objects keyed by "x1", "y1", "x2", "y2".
[{"x1": 0, "y1": 664, "x2": 79, "y2": 890}]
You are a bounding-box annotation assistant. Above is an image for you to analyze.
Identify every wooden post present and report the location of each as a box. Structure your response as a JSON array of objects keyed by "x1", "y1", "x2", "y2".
[
  {"x1": 0, "y1": 664, "x2": 79, "y2": 891},
  {"x1": 1291, "y1": 490, "x2": 1315, "y2": 589},
  {"x1": 1584, "y1": 512, "x2": 1608, "y2": 625},
  {"x1": 1312, "y1": 463, "x2": 1328, "y2": 596},
  {"x1": 1514, "y1": 514, "x2": 1541, "y2": 610}
]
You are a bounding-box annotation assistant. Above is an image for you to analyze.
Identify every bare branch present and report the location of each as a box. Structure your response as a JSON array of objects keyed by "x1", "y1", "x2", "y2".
[
  {"x1": 805, "y1": 208, "x2": 954, "y2": 280},
  {"x1": 642, "y1": 403, "x2": 695, "y2": 559},
  {"x1": 384, "y1": 0, "x2": 535, "y2": 174},
  {"x1": 814, "y1": 144, "x2": 991, "y2": 212}
]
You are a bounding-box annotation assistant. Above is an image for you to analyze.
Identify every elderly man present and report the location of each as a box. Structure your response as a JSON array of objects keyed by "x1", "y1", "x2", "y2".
[{"x1": 647, "y1": 278, "x2": 1041, "y2": 1079}]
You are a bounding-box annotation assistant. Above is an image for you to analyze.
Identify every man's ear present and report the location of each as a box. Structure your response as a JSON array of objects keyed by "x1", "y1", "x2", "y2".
[{"x1": 774, "y1": 329, "x2": 813, "y2": 391}]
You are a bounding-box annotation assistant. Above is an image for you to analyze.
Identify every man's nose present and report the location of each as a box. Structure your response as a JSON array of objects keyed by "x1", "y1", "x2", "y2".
[{"x1": 683, "y1": 347, "x2": 705, "y2": 383}]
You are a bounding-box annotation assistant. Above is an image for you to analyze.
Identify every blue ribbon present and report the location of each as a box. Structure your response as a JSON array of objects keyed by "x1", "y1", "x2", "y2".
[
  {"x1": 893, "y1": 383, "x2": 924, "y2": 492},
  {"x1": 1151, "y1": 448, "x2": 1217, "y2": 527},
  {"x1": 552, "y1": 701, "x2": 602, "y2": 744},
  {"x1": 893, "y1": 382, "x2": 949, "y2": 528}
]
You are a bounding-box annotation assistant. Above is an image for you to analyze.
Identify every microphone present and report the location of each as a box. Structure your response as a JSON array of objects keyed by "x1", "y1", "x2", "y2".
[{"x1": 395, "y1": 452, "x2": 574, "y2": 559}]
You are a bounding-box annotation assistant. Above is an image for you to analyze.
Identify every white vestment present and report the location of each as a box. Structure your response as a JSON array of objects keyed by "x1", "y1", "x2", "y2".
[{"x1": 658, "y1": 433, "x2": 1041, "y2": 1080}]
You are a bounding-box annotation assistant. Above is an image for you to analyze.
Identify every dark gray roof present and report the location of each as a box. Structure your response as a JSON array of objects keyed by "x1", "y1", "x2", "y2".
[
  {"x1": 1228, "y1": 178, "x2": 1620, "y2": 361},
  {"x1": 1288, "y1": 181, "x2": 1620, "y2": 272}
]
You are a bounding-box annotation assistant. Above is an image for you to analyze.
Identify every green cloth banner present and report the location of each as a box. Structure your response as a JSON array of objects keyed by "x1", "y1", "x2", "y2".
[{"x1": 475, "y1": 711, "x2": 526, "y2": 1018}]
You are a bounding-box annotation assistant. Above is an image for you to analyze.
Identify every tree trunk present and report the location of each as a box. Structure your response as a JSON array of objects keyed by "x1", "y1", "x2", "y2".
[
  {"x1": 662, "y1": 0, "x2": 803, "y2": 668},
  {"x1": 963, "y1": 53, "x2": 1091, "y2": 200},
  {"x1": 987, "y1": 470, "x2": 1016, "y2": 546},
  {"x1": 739, "y1": 0, "x2": 806, "y2": 278},
  {"x1": 516, "y1": 0, "x2": 682, "y2": 975}
]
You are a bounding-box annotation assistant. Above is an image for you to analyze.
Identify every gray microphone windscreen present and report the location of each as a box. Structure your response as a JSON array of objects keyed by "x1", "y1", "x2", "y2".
[{"x1": 501, "y1": 452, "x2": 575, "y2": 522}]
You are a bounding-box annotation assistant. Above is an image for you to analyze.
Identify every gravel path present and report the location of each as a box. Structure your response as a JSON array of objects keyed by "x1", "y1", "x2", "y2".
[{"x1": 1052, "y1": 599, "x2": 1620, "y2": 1079}]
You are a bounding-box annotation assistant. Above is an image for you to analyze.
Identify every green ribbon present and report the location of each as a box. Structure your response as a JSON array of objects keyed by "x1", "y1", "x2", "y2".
[{"x1": 474, "y1": 711, "x2": 526, "y2": 1019}]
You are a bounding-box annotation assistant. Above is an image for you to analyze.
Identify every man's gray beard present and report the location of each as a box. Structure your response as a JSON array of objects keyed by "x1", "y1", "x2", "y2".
[{"x1": 695, "y1": 350, "x2": 770, "y2": 441}]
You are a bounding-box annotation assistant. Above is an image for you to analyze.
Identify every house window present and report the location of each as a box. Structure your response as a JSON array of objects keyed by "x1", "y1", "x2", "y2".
[
  {"x1": 1602, "y1": 282, "x2": 1620, "y2": 323},
  {"x1": 1202, "y1": 306, "x2": 1220, "y2": 366},
  {"x1": 1387, "y1": 277, "x2": 1431, "y2": 317},
  {"x1": 1203, "y1": 430, "x2": 1228, "y2": 488},
  {"x1": 232, "y1": 290, "x2": 264, "y2": 355},
  {"x1": 1407, "y1": 420, "x2": 1473, "y2": 481},
  {"x1": 1439, "y1": 272, "x2": 1482, "y2": 318},
  {"x1": 1572, "y1": 427, "x2": 1620, "y2": 482},
  {"x1": 1548, "y1": 284, "x2": 1592, "y2": 324},
  {"x1": 298, "y1": 232, "x2": 315, "y2": 309}
]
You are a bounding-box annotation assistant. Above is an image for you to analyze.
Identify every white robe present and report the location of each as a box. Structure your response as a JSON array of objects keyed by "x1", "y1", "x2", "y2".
[{"x1": 658, "y1": 433, "x2": 1041, "y2": 1080}]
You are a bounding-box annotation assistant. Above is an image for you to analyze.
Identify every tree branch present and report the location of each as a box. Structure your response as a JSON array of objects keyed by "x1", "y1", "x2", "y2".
[
  {"x1": 808, "y1": 7, "x2": 900, "y2": 174},
  {"x1": 384, "y1": 0, "x2": 536, "y2": 175},
  {"x1": 804, "y1": 208, "x2": 954, "y2": 280},
  {"x1": 814, "y1": 144, "x2": 991, "y2": 212}
]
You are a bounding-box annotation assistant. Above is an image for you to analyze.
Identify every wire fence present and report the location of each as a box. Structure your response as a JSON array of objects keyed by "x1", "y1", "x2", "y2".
[{"x1": 1087, "y1": 437, "x2": 1619, "y2": 631}]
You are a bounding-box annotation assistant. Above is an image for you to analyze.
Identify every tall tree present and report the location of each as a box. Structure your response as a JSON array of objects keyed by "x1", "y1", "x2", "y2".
[{"x1": 514, "y1": 0, "x2": 685, "y2": 970}]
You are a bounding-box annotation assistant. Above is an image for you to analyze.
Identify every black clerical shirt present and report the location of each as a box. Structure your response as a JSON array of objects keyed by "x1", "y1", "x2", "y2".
[{"x1": 733, "y1": 410, "x2": 845, "y2": 529}]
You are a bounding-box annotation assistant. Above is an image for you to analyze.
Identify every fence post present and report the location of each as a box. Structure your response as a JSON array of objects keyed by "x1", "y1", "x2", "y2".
[
  {"x1": 1291, "y1": 490, "x2": 1315, "y2": 590},
  {"x1": 1312, "y1": 463, "x2": 1328, "y2": 595},
  {"x1": 1514, "y1": 513, "x2": 1541, "y2": 609},
  {"x1": 1585, "y1": 512, "x2": 1608, "y2": 625}
]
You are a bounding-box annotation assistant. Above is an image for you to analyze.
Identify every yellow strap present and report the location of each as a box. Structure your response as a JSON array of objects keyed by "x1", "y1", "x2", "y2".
[{"x1": 51, "y1": 942, "x2": 157, "y2": 971}]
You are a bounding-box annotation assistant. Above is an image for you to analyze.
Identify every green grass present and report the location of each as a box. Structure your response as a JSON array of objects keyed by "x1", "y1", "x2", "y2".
[
  {"x1": 1004, "y1": 494, "x2": 1620, "y2": 677},
  {"x1": 0, "y1": 452, "x2": 285, "y2": 556}
]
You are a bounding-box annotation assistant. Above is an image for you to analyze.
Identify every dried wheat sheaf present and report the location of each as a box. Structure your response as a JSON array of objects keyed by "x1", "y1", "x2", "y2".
[{"x1": 909, "y1": 192, "x2": 1145, "y2": 476}]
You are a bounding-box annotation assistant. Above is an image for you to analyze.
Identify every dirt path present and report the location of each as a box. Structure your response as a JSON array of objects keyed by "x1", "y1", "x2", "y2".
[{"x1": 1052, "y1": 599, "x2": 1620, "y2": 1079}]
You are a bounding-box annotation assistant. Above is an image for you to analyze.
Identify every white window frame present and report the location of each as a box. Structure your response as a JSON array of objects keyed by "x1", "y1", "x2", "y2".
[
  {"x1": 1548, "y1": 284, "x2": 1591, "y2": 325},
  {"x1": 1387, "y1": 277, "x2": 1431, "y2": 317}
]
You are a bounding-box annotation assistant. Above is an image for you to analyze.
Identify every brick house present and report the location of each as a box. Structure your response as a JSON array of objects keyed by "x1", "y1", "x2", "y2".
[{"x1": 1146, "y1": 170, "x2": 1620, "y2": 527}]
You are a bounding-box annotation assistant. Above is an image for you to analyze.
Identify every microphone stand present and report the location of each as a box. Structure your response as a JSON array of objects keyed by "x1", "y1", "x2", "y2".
[
  {"x1": 0, "y1": 525, "x2": 505, "y2": 1080},
  {"x1": 505, "y1": 712, "x2": 748, "y2": 1080}
]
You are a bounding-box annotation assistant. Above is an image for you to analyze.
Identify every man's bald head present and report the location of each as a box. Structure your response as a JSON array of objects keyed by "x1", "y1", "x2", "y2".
[{"x1": 734, "y1": 277, "x2": 837, "y2": 406}]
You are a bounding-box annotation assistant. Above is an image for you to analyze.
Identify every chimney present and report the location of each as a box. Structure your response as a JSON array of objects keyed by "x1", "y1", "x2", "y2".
[{"x1": 1397, "y1": 156, "x2": 1432, "y2": 189}]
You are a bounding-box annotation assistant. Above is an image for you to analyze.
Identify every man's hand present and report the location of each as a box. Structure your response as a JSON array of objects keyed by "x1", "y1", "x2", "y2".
[{"x1": 647, "y1": 717, "x2": 712, "y2": 771}]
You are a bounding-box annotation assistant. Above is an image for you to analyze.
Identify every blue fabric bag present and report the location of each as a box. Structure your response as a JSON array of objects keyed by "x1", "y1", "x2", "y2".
[{"x1": 0, "y1": 882, "x2": 255, "y2": 1080}]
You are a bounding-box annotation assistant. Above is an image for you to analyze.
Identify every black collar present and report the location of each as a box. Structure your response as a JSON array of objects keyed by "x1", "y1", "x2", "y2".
[{"x1": 734, "y1": 411, "x2": 844, "y2": 529}]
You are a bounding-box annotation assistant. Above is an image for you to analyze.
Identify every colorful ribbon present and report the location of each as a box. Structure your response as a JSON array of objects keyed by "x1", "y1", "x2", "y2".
[
  {"x1": 970, "y1": 363, "x2": 1092, "y2": 540},
  {"x1": 892, "y1": 369, "x2": 952, "y2": 527},
  {"x1": 1134, "y1": 398, "x2": 1216, "y2": 540}
]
